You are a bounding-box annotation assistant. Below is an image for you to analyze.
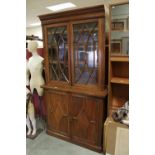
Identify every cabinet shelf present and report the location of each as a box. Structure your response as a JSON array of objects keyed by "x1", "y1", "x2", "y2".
[
  {"x1": 49, "y1": 60, "x2": 68, "y2": 64},
  {"x1": 111, "y1": 77, "x2": 129, "y2": 84},
  {"x1": 111, "y1": 30, "x2": 129, "y2": 32},
  {"x1": 110, "y1": 56, "x2": 129, "y2": 62}
]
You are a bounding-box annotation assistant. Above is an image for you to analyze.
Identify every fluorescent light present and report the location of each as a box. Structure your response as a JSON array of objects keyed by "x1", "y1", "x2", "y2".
[
  {"x1": 30, "y1": 23, "x2": 41, "y2": 26},
  {"x1": 46, "y1": 2, "x2": 76, "y2": 12}
]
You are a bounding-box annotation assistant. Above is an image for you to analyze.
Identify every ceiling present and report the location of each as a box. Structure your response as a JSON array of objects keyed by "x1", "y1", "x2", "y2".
[{"x1": 26, "y1": 0, "x2": 128, "y2": 28}]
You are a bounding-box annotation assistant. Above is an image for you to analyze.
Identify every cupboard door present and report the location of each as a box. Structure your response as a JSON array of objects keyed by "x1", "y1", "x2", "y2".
[
  {"x1": 46, "y1": 24, "x2": 70, "y2": 83},
  {"x1": 72, "y1": 21, "x2": 99, "y2": 85},
  {"x1": 70, "y1": 94, "x2": 100, "y2": 146},
  {"x1": 45, "y1": 91, "x2": 69, "y2": 137}
]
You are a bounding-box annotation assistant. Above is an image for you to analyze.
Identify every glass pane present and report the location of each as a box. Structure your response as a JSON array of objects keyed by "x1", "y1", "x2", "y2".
[
  {"x1": 47, "y1": 26, "x2": 69, "y2": 82},
  {"x1": 73, "y1": 22, "x2": 98, "y2": 85},
  {"x1": 111, "y1": 4, "x2": 129, "y2": 55}
]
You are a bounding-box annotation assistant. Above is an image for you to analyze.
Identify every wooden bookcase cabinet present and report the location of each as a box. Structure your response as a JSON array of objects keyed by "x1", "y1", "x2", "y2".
[
  {"x1": 39, "y1": 5, "x2": 107, "y2": 152},
  {"x1": 108, "y1": 2, "x2": 129, "y2": 115}
]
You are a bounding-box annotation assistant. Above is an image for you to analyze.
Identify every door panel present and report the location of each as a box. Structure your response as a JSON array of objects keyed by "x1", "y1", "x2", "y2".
[
  {"x1": 47, "y1": 25, "x2": 69, "y2": 82},
  {"x1": 45, "y1": 91, "x2": 69, "y2": 136},
  {"x1": 72, "y1": 21, "x2": 99, "y2": 85},
  {"x1": 70, "y1": 94, "x2": 99, "y2": 145}
]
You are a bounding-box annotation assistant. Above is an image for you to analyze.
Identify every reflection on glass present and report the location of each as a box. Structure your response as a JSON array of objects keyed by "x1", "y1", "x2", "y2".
[
  {"x1": 111, "y1": 3, "x2": 129, "y2": 55},
  {"x1": 73, "y1": 22, "x2": 98, "y2": 85},
  {"x1": 47, "y1": 26, "x2": 69, "y2": 82}
]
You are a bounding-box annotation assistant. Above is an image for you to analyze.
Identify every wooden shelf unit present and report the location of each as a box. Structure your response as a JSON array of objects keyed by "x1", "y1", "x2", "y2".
[{"x1": 108, "y1": 2, "x2": 129, "y2": 116}]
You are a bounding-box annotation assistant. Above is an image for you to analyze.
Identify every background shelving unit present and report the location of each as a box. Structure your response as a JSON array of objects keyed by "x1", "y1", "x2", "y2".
[{"x1": 108, "y1": 2, "x2": 129, "y2": 115}]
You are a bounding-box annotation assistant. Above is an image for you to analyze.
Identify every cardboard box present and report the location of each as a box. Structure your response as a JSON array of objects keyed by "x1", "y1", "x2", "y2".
[{"x1": 103, "y1": 117, "x2": 129, "y2": 155}]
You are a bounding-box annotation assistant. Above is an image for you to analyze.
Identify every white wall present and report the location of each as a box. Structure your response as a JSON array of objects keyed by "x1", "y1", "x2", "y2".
[{"x1": 26, "y1": 26, "x2": 43, "y2": 48}]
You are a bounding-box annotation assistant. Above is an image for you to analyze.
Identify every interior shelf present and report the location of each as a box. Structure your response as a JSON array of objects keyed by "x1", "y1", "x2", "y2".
[
  {"x1": 111, "y1": 30, "x2": 129, "y2": 32},
  {"x1": 110, "y1": 56, "x2": 129, "y2": 62},
  {"x1": 110, "y1": 77, "x2": 129, "y2": 84}
]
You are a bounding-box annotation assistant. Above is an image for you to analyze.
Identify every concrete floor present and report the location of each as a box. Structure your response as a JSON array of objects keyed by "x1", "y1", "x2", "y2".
[{"x1": 26, "y1": 130, "x2": 103, "y2": 155}]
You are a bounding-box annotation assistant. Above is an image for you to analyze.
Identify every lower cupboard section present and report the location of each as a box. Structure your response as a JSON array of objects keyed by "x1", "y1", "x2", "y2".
[{"x1": 44, "y1": 90, "x2": 107, "y2": 152}]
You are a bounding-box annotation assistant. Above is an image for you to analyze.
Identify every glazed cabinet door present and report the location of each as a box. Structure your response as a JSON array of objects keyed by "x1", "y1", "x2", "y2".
[
  {"x1": 71, "y1": 20, "x2": 99, "y2": 86},
  {"x1": 71, "y1": 19, "x2": 105, "y2": 89},
  {"x1": 70, "y1": 94, "x2": 103, "y2": 148},
  {"x1": 45, "y1": 91, "x2": 70, "y2": 138},
  {"x1": 45, "y1": 24, "x2": 70, "y2": 84}
]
